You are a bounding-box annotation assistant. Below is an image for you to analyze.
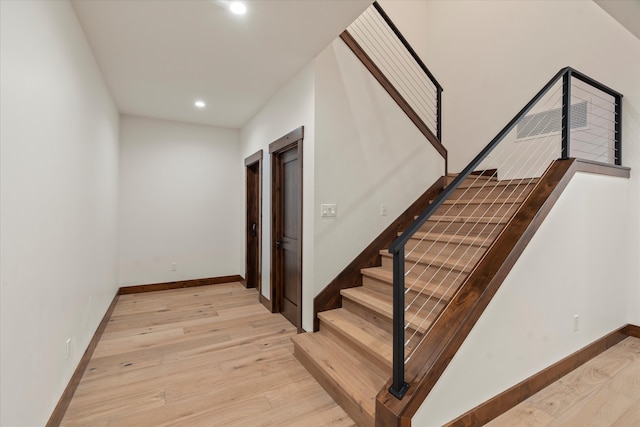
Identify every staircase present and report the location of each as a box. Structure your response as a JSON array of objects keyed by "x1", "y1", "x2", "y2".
[{"x1": 292, "y1": 173, "x2": 538, "y2": 426}]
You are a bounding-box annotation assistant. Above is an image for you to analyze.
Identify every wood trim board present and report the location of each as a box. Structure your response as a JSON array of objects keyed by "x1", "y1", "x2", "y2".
[
  {"x1": 46, "y1": 292, "x2": 120, "y2": 427},
  {"x1": 627, "y1": 324, "x2": 640, "y2": 338},
  {"x1": 244, "y1": 149, "x2": 263, "y2": 166},
  {"x1": 118, "y1": 275, "x2": 244, "y2": 295},
  {"x1": 339, "y1": 30, "x2": 447, "y2": 163},
  {"x1": 445, "y1": 326, "x2": 631, "y2": 426}
]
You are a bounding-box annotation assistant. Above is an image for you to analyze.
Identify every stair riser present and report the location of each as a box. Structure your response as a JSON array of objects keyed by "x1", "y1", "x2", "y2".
[
  {"x1": 420, "y1": 220, "x2": 505, "y2": 237},
  {"x1": 405, "y1": 239, "x2": 489, "y2": 261},
  {"x1": 342, "y1": 298, "x2": 392, "y2": 335},
  {"x1": 293, "y1": 344, "x2": 374, "y2": 427},
  {"x1": 362, "y1": 275, "x2": 448, "y2": 311},
  {"x1": 445, "y1": 175, "x2": 496, "y2": 185},
  {"x1": 342, "y1": 295, "x2": 429, "y2": 338},
  {"x1": 450, "y1": 183, "x2": 536, "y2": 200},
  {"x1": 381, "y1": 253, "x2": 478, "y2": 274},
  {"x1": 373, "y1": 263, "x2": 466, "y2": 291},
  {"x1": 319, "y1": 317, "x2": 391, "y2": 372},
  {"x1": 363, "y1": 274, "x2": 456, "y2": 305},
  {"x1": 435, "y1": 202, "x2": 518, "y2": 218}
]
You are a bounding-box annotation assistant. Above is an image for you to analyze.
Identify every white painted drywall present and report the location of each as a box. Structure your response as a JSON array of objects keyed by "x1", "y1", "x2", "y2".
[
  {"x1": 118, "y1": 115, "x2": 242, "y2": 286},
  {"x1": 240, "y1": 63, "x2": 316, "y2": 329},
  {"x1": 381, "y1": 0, "x2": 640, "y2": 336},
  {"x1": 240, "y1": 37, "x2": 446, "y2": 332},
  {"x1": 313, "y1": 39, "x2": 445, "y2": 309},
  {"x1": 0, "y1": 1, "x2": 119, "y2": 425},
  {"x1": 414, "y1": 172, "x2": 630, "y2": 426},
  {"x1": 376, "y1": 0, "x2": 640, "y2": 421}
]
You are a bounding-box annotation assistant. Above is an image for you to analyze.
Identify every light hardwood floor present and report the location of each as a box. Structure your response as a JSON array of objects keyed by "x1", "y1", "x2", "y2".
[
  {"x1": 487, "y1": 336, "x2": 640, "y2": 427},
  {"x1": 60, "y1": 282, "x2": 355, "y2": 426}
]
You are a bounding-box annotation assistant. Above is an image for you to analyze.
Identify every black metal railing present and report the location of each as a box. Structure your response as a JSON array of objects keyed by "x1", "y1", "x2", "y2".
[
  {"x1": 347, "y1": 1, "x2": 443, "y2": 141},
  {"x1": 387, "y1": 66, "x2": 623, "y2": 399}
]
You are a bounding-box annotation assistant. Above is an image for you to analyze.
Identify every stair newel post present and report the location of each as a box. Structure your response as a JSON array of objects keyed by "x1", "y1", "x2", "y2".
[
  {"x1": 561, "y1": 70, "x2": 572, "y2": 160},
  {"x1": 390, "y1": 244, "x2": 410, "y2": 399},
  {"x1": 614, "y1": 93, "x2": 622, "y2": 166},
  {"x1": 436, "y1": 86, "x2": 443, "y2": 142}
]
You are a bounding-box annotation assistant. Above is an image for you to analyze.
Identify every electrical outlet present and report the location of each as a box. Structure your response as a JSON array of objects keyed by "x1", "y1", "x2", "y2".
[
  {"x1": 171, "y1": 263, "x2": 177, "y2": 271},
  {"x1": 573, "y1": 315, "x2": 579, "y2": 331},
  {"x1": 380, "y1": 204, "x2": 388, "y2": 216},
  {"x1": 321, "y1": 204, "x2": 337, "y2": 218},
  {"x1": 65, "y1": 338, "x2": 71, "y2": 360}
]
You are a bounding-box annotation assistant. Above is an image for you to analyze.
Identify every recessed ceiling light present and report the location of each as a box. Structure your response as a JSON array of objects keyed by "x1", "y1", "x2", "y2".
[
  {"x1": 229, "y1": 1, "x2": 246, "y2": 15},
  {"x1": 194, "y1": 100, "x2": 206, "y2": 108}
]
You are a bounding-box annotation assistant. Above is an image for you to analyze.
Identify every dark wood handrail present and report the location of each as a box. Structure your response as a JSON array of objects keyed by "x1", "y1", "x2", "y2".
[
  {"x1": 371, "y1": 1, "x2": 442, "y2": 91},
  {"x1": 340, "y1": 30, "x2": 447, "y2": 161},
  {"x1": 375, "y1": 158, "x2": 631, "y2": 426}
]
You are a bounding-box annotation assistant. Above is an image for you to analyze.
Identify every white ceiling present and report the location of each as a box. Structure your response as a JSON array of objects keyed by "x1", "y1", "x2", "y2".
[
  {"x1": 594, "y1": 0, "x2": 640, "y2": 41},
  {"x1": 72, "y1": 0, "x2": 372, "y2": 129}
]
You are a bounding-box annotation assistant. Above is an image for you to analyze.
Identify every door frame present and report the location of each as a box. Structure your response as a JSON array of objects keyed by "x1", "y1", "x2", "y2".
[
  {"x1": 244, "y1": 150, "x2": 264, "y2": 305},
  {"x1": 269, "y1": 126, "x2": 304, "y2": 331}
]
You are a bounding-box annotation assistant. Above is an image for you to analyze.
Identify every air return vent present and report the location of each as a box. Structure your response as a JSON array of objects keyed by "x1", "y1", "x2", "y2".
[{"x1": 517, "y1": 101, "x2": 587, "y2": 139}]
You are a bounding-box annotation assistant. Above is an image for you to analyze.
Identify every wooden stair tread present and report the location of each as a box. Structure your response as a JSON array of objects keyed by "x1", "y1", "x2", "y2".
[
  {"x1": 428, "y1": 214, "x2": 511, "y2": 224},
  {"x1": 455, "y1": 178, "x2": 538, "y2": 189},
  {"x1": 406, "y1": 232, "x2": 493, "y2": 248},
  {"x1": 439, "y1": 195, "x2": 526, "y2": 205},
  {"x1": 341, "y1": 287, "x2": 436, "y2": 333},
  {"x1": 361, "y1": 267, "x2": 457, "y2": 302},
  {"x1": 318, "y1": 308, "x2": 392, "y2": 369},
  {"x1": 292, "y1": 331, "x2": 387, "y2": 427}
]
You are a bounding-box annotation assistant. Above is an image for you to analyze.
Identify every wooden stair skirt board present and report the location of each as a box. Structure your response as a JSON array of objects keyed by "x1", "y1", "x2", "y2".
[{"x1": 294, "y1": 158, "x2": 630, "y2": 427}]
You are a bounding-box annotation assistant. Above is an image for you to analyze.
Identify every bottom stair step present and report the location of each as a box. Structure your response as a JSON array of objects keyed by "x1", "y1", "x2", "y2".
[
  {"x1": 292, "y1": 331, "x2": 388, "y2": 427},
  {"x1": 319, "y1": 308, "x2": 392, "y2": 371}
]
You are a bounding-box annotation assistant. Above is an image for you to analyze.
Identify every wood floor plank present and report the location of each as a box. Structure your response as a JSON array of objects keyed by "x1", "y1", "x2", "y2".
[
  {"x1": 487, "y1": 337, "x2": 640, "y2": 427},
  {"x1": 60, "y1": 282, "x2": 352, "y2": 426},
  {"x1": 484, "y1": 402, "x2": 555, "y2": 427}
]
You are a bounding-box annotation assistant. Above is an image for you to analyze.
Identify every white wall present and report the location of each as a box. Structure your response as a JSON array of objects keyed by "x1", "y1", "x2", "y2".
[
  {"x1": 313, "y1": 40, "x2": 444, "y2": 304},
  {"x1": 376, "y1": 0, "x2": 640, "y2": 422},
  {"x1": 414, "y1": 172, "x2": 630, "y2": 426},
  {"x1": 240, "y1": 63, "x2": 316, "y2": 329},
  {"x1": 240, "y1": 38, "x2": 446, "y2": 332},
  {"x1": 382, "y1": 0, "x2": 640, "y2": 342},
  {"x1": 0, "y1": 1, "x2": 119, "y2": 426},
  {"x1": 118, "y1": 115, "x2": 242, "y2": 286}
]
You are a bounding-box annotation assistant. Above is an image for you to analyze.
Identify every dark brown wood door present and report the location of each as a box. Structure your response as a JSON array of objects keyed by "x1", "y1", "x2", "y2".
[
  {"x1": 245, "y1": 158, "x2": 261, "y2": 291},
  {"x1": 276, "y1": 146, "x2": 301, "y2": 327},
  {"x1": 269, "y1": 127, "x2": 303, "y2": 330}
]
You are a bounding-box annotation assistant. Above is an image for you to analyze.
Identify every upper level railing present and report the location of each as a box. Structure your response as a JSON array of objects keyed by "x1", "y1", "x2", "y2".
[
  {"x1": 341, "y1": 1, "x2": 445, "y2": 160},
  {"x1": 387, "y1": 66, "x2": 623, "y2": 400}
]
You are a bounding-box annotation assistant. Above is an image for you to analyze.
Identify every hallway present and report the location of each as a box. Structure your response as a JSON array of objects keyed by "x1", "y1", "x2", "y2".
[{"x1": 60, "y1": 282, "x2": 354, "y2": 426}]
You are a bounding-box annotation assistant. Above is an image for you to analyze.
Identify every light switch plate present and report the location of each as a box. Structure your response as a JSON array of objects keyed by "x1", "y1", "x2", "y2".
[{"x1": 321, "y1": 204, "x2": 337, "y2": 217}]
